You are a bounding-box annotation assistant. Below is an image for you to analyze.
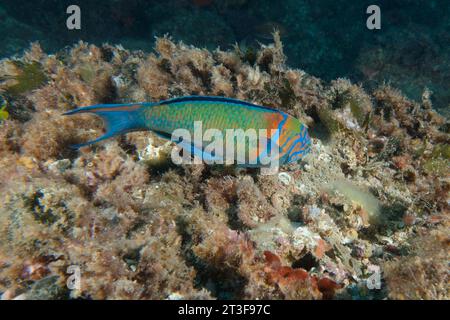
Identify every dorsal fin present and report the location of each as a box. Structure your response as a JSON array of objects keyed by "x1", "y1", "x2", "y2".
[
  {"x1": 151, "y1": 129, "x2": 172, "y2": 140},
  {"x1": 160, "y1": 95, "x2": 279, "y2": 113}
]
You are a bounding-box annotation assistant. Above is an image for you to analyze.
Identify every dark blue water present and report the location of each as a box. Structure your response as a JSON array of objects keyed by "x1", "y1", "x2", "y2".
[{"x1": 1, "y1": 0, "x2": 449, "y2": 112}]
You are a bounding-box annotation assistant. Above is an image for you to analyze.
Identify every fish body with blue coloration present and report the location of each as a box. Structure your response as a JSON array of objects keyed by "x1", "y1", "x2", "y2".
[{"x1": 64, "y1": 96, "x2": 311, "y2": 167}]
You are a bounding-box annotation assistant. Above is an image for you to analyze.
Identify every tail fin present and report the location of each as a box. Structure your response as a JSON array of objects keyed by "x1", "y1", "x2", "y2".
[{"x1": 63, "y1": 102, "x2": 149, "y2": 148}]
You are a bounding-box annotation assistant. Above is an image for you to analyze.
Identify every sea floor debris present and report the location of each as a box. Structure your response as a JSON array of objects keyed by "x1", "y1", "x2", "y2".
[{"x1": 0, "y1": 35, "x2": 448, "y2": 300}]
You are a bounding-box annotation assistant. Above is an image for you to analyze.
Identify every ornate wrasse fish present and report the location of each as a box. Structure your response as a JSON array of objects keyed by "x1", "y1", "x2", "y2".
[{"x1": 64, "y1": 96, "x2": 311, "y2": 167}]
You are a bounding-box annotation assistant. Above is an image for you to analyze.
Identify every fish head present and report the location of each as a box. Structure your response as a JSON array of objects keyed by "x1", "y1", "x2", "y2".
[{"x1": 279, "y1": 117, "x2": 312, "y2": 164}]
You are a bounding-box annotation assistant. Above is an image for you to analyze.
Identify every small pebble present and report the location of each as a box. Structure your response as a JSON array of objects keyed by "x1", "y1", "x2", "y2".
[{"x1": 278, "y1": 172, "x2": 291, "y2": 185}]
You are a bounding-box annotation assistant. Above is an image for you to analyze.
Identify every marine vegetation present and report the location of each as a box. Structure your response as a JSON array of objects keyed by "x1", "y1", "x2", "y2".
[
  {"x1": 0, "y1": 99, "x2": 8, "y2": 121},
  {"x1": 0, "y1": 35, "x2": 448, "y2": 300}
]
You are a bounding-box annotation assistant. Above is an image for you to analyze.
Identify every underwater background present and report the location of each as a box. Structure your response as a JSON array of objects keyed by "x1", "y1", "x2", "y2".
[
  {"x1": 0, "y1": 0, "x2": 448, "y2": 300},
  {"x1": 1, "y1": 0, "x2": 449, "y2": 115}
]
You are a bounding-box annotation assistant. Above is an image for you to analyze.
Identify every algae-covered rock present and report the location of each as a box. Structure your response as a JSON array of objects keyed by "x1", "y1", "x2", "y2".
[
  {"x1": 26, "y1": 276, "x2": 68, "y2": 300},
  {"x1": 0, "y1": 37, "x2": 448, "y2": 301}
]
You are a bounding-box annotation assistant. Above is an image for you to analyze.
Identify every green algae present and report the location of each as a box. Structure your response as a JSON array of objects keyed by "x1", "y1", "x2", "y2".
[
  {"x1": 316, "y1": 105, "x2": 345, "y2": 135},
  {"x1": 77, "y1": 63, "x2": 97, "y2": 84},
  {"x1": 423, "y1": 144, "x2": 450, "y2": 175},
  {"x1": 26, "y1": 190, "x2": 59, "y2": 226},
  {"x1": 279, "y1": 78, "x2": 296, "y2": 109},
  {"x1": 6, "y1": 61, "x2": 47, "y2": 96},
  {"x1": 0, "y1": 99, "x2": 8, "y2": 121},
  {"x1": 431, "y1": 144, "x2": 450, "y2": 160},
  {"x1": 348, "y1": 97, "x2": 365, "y2": 125},
  {"x1": 423, "y1": 158, "x2": 449, "y2": 176},
  {"x1": 331, "y1": 88, "x2": 369, "y2": 126}
]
